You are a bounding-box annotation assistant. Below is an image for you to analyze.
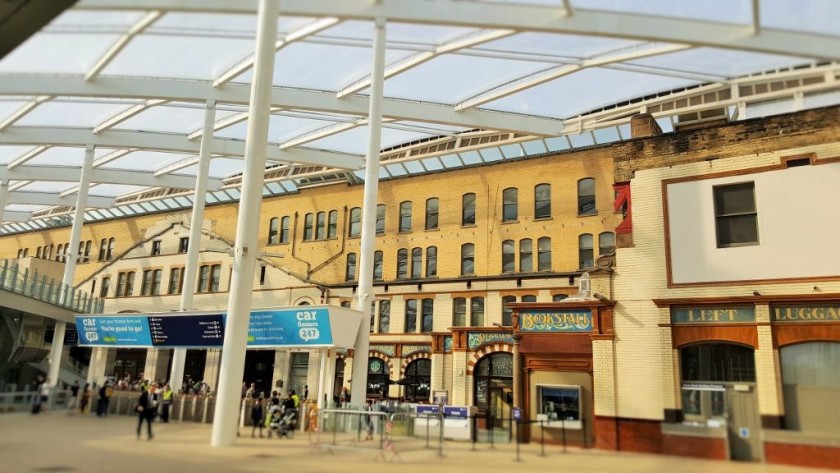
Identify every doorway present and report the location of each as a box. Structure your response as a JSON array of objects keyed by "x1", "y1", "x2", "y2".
[{"x1": 727, "y1": 388, "x2": 762, "y2": 462}]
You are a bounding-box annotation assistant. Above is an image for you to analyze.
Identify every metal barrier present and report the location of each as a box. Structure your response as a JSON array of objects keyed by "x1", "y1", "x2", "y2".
[
  {"x1": 0, "y1": 260, "x2": 104, "y2": 313},
  {"x1": 0, "y1": 388, "x2": 71, "y2": 413}
]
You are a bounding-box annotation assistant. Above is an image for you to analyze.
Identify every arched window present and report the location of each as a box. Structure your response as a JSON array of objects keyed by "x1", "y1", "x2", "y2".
[
  {"x1": 378, "y1": 300, "x2": 391, "y2": 333},
  {"x1": 303, "y1": 213, "x2": 314, "y2": 240},
  {"x1": 552, "y1": 294, "x2": 568, "y2": 302},
  {"x1": 107, "y1": 238, "x2": 115, "y2": 260},
  {"x1": 98, "y1": 238, "x2": 107, "y2": 261},
  {"x1": 462, "y1": 193, "x2": 476, "y2": 226},
  {"x1": 280, "y1": 216, "x2": 291, "y2": 243},
  {"x1": 473, "y1": 353, "x2": 513, "y2": 414},
  {"x1": 403, "y1": 359, "x2": 432, "y2": 402},
  {"x1": 407, "y1": 247, "x2": 421, "y2": 278},
  {"x1": 421, "y1": 298, "x2": 434, "y2": 333},
  {"x1": 373, "y1": 251, "x2": 383, "y2": 281},
  {"x1": 538, "y1": 237, "x2": 552, "y2": 271},
  {"x1": 376, "y1": 204, "x2": 386, "y2": 235},
  {"x1": 425, "y1": 246, "x2": 437, "y2": 277},
  {"x1": 502, "y1": 240, "x2": 515, "y2": 273},
  {"x1": 268, "y1": 217, "x2": 279, "y2": 244},
  {"x1": 425, "y1": 198, "x2": 439, "y2": 230},
  {"x1": 522, "y1": 295, "x2": 536, "y2": 303},
  {"x1": 405, "y1": 299, "x2": 418, "y2": 332},
  {"x1": 578, "y1": 234, "x2": 593, "y2": 268},
  {"x1": 316, "y1": 211, "x2": 326, "y2": 240},
  {"x1": 349, "y1": 207, "x2": 361, "y2": 237},
  {"x1": 519, "y1": 239, "x2": 533, "y2": 272},
  {"x1": 396, "y1": 248, "x2": 408, "y2": 279},
  {"x1": 327, "y1": 211, "x2": 338, "y2": 238},
  {"x1": 535, "y1": 183, "x2": 551, "y2": 218},
  {"x1": 345, "y1": 253, "x2": 357, "y2": 281},
  {"x1": 367, "y1": 357, "x2": 390, "y2": 398},
  {"x1": 502, "y1": 295, "x2": 516, "y2": 327},
  {"x1": 399, "y1": 201, "x2": 412, "y2": 232},
  {"x1": 461, "y1": 243, "x2": 475, "y2": 276},
  {"x1": 56, "y1": 244, "x2": 64, "y2": 262},
  {"x1": 502, "y1": 187, "x2": 518, "y2": 222},
  {"x1": 471, "y1": 297, "x2": 485, "y2": 326},
  {"x1": 599, "y1": 232, "x2": 615, "y2": 255},
  {"x1": 578, "y1": 178, "x2": 596, "y2": 215},
  {"x1": 452, "y1": 298, "x2": 466, "y2": 327}
]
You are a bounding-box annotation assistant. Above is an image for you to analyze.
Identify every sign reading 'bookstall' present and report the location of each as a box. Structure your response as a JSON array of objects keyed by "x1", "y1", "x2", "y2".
[{"x1": 76, "y1": 307, "x2": 334, "y2": 348}]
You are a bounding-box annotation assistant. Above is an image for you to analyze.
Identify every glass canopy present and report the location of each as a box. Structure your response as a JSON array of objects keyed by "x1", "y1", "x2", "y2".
[{"x1": 0, "y1": 0, "x2": 838, "y2": 234}]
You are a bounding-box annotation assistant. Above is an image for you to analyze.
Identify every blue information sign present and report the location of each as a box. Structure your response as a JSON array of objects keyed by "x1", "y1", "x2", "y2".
[
  {"x1": 246, "y1": 307, "x2": 333, "y2": 347},
  {"x1": 416, "y1": 405, "x2": 440, "y2": 415},
  {"x1": 76, "y1": 315, "x2": 153, "y2": 347},
  {"x1": 443, "y1": 406, "x2": 469, "y2": 419},
  {"x1": 148, "y1": 313, "x2": 224, "y2": 348}
]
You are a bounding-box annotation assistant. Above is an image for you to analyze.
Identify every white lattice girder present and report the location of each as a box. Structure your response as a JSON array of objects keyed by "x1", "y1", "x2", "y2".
[
  {"x1": 6, "y1": 191, "x2": 115, "y2": 208},
  {"x1": 0, "y1": 75, "x2": 563, "y2": 135},
  {"x1": 0, "y1": 125, "x2": 365, "y2": 169},
  {"x1": 93, "y1": 100, "x2": 167, "y2": 134},
  {"x1": 76, "y1": 0, "x2": 840, "y2": 60},
  {"x1": 4, "y1": 165, "x2": 222, "y2": 190}
]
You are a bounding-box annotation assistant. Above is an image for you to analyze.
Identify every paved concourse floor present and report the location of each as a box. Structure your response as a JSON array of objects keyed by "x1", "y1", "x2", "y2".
[{"x1": 0, "y1": 411, "x2": 818, "y2": 473}]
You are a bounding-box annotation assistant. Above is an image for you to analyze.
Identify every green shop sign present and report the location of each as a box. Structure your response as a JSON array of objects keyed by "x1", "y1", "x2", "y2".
[
  {"x1": 772, "y1": 305, "x2": 840, "y2": 322},
  {"x1": 671, "y1": 307, "x2": 755, "y2": 324},
  {"x1": 519, "y1": 309, "x2": 592, "y2": 332},
  {"x1": 467, "y1": 332, "x2": 513, "y2": 349}
]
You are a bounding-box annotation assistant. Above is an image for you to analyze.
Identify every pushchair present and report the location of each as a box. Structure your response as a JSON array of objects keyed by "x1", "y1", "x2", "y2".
[{"x1": 268, "y1": 407, "x2": 297, "y2": 438}]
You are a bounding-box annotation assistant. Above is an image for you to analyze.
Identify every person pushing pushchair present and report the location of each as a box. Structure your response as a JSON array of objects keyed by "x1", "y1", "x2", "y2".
[{"x1": 268, "y1": 393, "x2": 297, "y2": 438}]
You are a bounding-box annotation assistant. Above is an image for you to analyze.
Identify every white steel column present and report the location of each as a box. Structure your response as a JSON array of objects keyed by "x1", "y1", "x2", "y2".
[
  {"x1": 350, "y1": 17, "x2": 386, "y2": 406},
  {"x1": 211, "y1": 0, "x2": 279, "y2": 447},
  {"x1": 324, "y1": 349, "x2": 336, "y2": 406},
  {"x1": 48, "y1": 144, "x2": 94, "y2": 387},
  {"x1": 317, "y1": 347, "x2": 327, "y2": 408},
  {"x1": 171, "y1": 99, "x2": 217, "y2": 393},
  {"x1": 0, "y1": 178, "x2": 8, "y2": 223}
]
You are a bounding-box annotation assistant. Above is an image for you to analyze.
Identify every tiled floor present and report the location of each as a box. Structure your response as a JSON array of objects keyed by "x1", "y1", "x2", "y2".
[{"x1": 0, "y1": 411, "x2": 818, "y2": 473}]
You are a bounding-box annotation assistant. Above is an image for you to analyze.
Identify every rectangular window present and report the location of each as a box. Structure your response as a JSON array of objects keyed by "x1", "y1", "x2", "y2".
[
  {"x1": 425, "y1": 198, "x2": 439, "y2": 230},
  {"x1": 502, "y1": 240, "x2": 515, "y2": 273},
  {"x1": 303, "y1": 213, "x2": 314, "y2": 241},
  {"x1": 327, "y1": 211, "x2": 338, "y2": 239},
  {"x1": 280, "y1": 216, "x2": 291, "y2": 243},
  {"x1": 100, "y1": 277, "x2": 110, "y2": 298},
  {"x1": 421, "y1": 298, "x2": 434, "y2": 333},
  {"x1": 373, "y1": 251, "x2": 383, "y2": 281},
  {"x1": 411, "y1": 248, "x2": 422, "y2": 279},
  {"x1": 376, "y1": 205, "x2": 386, "y2": 235},
  {"x1": 178, "y1": 237, "x2": 189, "y2": 253},
  {"x1": 399, "y1": 201, "x2": 412, "y2": 232},
  {"x1": 345, "y1": 253, "x2": 357, "y2": 281},
  {"x1": 141, "y1": 270, "x2": 154, "y2": 296},
  {"x1": 470, "y1": 297, "x2": 485, "y2": 327},
  {"x1": 405, "y1": 299, "x2": 417, "y2": 333},
  {"x1": 151, "y1": 240, "x2": 161, "y2": 256},
  {"x1": 168, "y1": 267, "x2": 184, "y2": 295},
  {"x1": 714, "y1": 182, "x2": 759, "y2": 248},
  {"x1": 152, "y1": 269, "x2": 162, "y2": 295},
  {"x1": 425, "y1": 246, "x2": 437, "y2": 278},
  {"x1": 503, "y1": 188, "x2": 518, "y2": 221},
  {"x1": 378, "y1": 300, "x2": 391, "y2": 333},
  {"x1": 461, "y1": 244, "x2": 474, "y2": 276},
  {"x1": 260, "y1": 265, "x2": 267, "y2": 286},
  {"x1": 502, "y1": 295, "x2": 516, "y2": 326},
  {"x1": 125, "y1": 272, "x2": 135, "y2": 296},
  {"x1": 396, "y1": 249, "x2": 408, "y2": 279},
  {"x1": 520, "y1": 239, "x2": 533, "y2": 272},
  {"x1": 316, "y1": 212, "x2": 326, "y2": 240},
  {"x1": 268, "y1": 218, "x2": 279, "y2": 245},
  {"x1": 288, "y1": 352, "x2": 310, "y2": 395},
  {"x1": 349, "y1": 208, "x2": 361, "y2": 237},
  {"x1": 452, "y1": 298, "x2": 467, "y2": 327},
  {"x1": 535, "y1": 184, "x2": 551, "y2": 218},
  {"x1": 198, "y1": 265, "x2": 210, "y2": 293},
  {"x1": 210, "y1": 264, "x2": 221, "y2": 292},
  {"x1": 462, "y1": 193, "x2": 476, "y2": 226}
]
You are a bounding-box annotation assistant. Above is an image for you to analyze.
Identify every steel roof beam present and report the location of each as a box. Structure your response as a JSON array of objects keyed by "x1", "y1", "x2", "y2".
[
  {"x1": 77, "y1": 0, "x2": 840, "y2": 60},
  {"x1": 86, "y1": 11, "x2": 163, "y2": 82},
  {"x1": 93, "y1": 99, "x2": 167, "y2": 134},
  {"x1": 6, "y1": 145, "x2": 51, "y2": 170},
  {"x1": 5, "y1": 166, "x2": 223, "y2": 190},
  {"x1": 6, "y1": 191, "x2": 115, "y2": 208},
  {"x1": 2, "y1": 210, "x2": 31, "y2": 222},
  {"x1": 0, "y1": 96, "x2": 52, "y2": 131}
]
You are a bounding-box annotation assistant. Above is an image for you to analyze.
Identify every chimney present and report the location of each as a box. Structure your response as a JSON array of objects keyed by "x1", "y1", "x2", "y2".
[{"x1": 630, "y1": 113, "x2": 663, "y2": 138}]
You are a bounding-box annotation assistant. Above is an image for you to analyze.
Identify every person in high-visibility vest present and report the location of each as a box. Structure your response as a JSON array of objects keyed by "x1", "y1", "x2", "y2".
[{"x1": 161, "y1": 384, "x2": 174, "y2": 423}]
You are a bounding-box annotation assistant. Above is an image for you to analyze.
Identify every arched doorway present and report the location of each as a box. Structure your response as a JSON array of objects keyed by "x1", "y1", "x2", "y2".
[
  {"x1": 473, "y1": 352, "x2": 513, "y2": 429},
  {"x1": 402, "y1": 359, "x2": 431, "y2": 402},
  {"x1": 367, "y1": 357, "x2": 390, "y2": 399}
]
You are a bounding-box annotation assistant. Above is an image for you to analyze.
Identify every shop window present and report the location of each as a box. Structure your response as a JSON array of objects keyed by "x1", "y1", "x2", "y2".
[
  {"x1": 461, "y1": 243, "x2": 474, "y2": 276},
  {"x1": 280, "y1": 216, "x2": 291, "y2": 243},
  {"x1": 399, "y1": 201, "x2": 412, "y2": 232},
  {"x1": 578, "y1": 234, "x2": 593, "y2": 269},
  {"x1": 535, "y1": 183, "x2": 551, "y2": 219},
  {"x1": 519, "y1": 239, "x2": 533, "y2": 272},
  {"x1": 375, "y1": 204, "x2": 386, "y2": 235},
  {"x1": 780, "y1": 342, "x2": 840, "y2": 434},
  {"x1": 502, "y1": 187, "x2": 518, "y2": 222},
  {"x1": 403, "y1": 359, "x2": 431, "y2": 402},
  {"x1": 268, "y1": 217, "x2": 279, "y2": 244},
  {"x1": 378, "y1": 300, "x2": 391, "y2": 333},
  {"x1": 373, "y1": 251, "x2": 383, "y2": 281},
  {"x1": 713, "y1": 182, "x2": 759, "y2": 248},
  {"x1": 367, "y1": 357, "x2": 389, "y2": 398},
  {"x1": 349, "y1": 207, "x2": 361, "y2": 238},
  {"x1": 473, "y1": 353, "x2": 513, "y2": 411},
  {"x1": 425, "y1": 246, "x2": 437, "y2": 277},
  {"x1": 679, "y1": 343, "x2": 755, "y2": 423},
  {"x1": 502, "y1": 240, "x2": 515, "y2": 273},
  {"x1": 405, "y1": 299, "x2": 418, "y2": 333},
  {"x1": 425, "y1": 198, "x2": 439, "y2": 230},
  {"x1": 327, "y1": 211, "x2": 337, "y2": 239},
  {"x1": 578, "y1": 178, "x2": 596, "y2": 215},
  {"x1": 537, "y1": 385, "x2": 582, "y2": 429},
  {"x1": 396, "y1": 248, "x2": 408, "y2": 279},
  {"x1": 462, "y1": 193, "x2": 476, "y2": 226},
  {"x1": 303, "y1": 213, "x2": 314, "y2": 241},
  {"x1": 421, "y1": 298, "x2": 434, "y2": 333},
  {"x1": 345, "y1": 253, "x2": 357, "y2": 281}
]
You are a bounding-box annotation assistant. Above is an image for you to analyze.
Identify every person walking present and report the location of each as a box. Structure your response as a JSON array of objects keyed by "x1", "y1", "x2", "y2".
[
  {"x1": 160, "y1": 384, "x2": 173, "y2": 423},
  {"x1": 67, "y1": 380, "x2": 80, "y2": 414},
  {"x1": 79, "y1": 383, "x2": 91, "y2": 414},
  {"x1": 251, "y1": 397, "x2": 265, "y2": 438},
  {"x1": 136, "y1": 384, "x2": 158, "y2": 440},
  {"x1": 31, "y1": 375, "x2": 46, "y2": 414}
]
